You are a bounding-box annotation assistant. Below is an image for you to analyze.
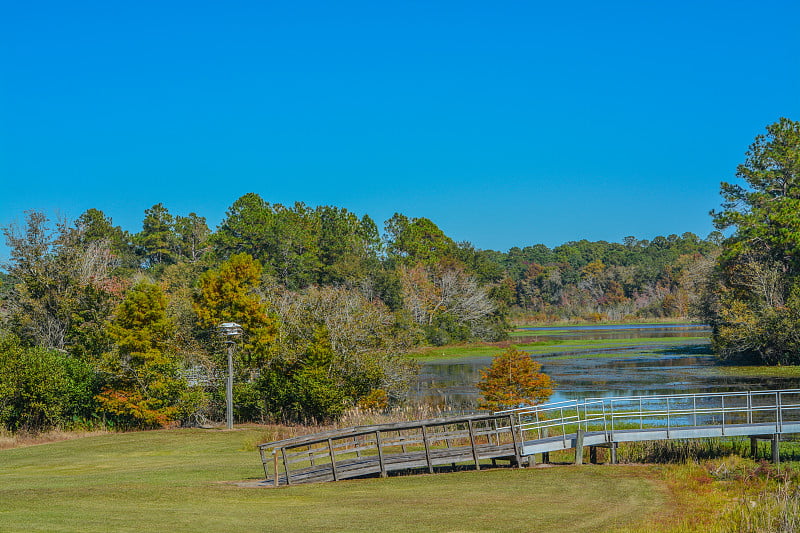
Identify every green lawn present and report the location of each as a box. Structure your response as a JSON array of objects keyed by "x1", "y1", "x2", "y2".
[{"x1": 0, "y1": 429, "x2": 670, "y2": 533}]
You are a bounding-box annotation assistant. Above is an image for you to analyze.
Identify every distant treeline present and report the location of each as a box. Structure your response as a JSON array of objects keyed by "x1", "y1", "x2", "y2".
[{"x1": 0, "y1": 192, "x2": 719, "y2": 431}]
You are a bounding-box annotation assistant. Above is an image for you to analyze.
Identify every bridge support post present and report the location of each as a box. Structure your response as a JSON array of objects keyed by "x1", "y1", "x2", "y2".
[
  {"x1": 574, "y1": 429, "x2": 585, "y2": 465},
  {"x1": 610, "y1": 443, "x2": 618, "y2": 465},
  {"x1": 542, "y1": 452, "x2": 550, "y2": 464},
  {"x1": 527, "y1": 454, "x2": 536, "y2": 468},
  {"x1": 589, "y1": 446, "x2": 597, "y2": 464},
  {"x1": 468, "y1": 420, "x2": 480, "y2": 471},
  {"x1": 750, "y1": 436, "x2": 758, "y2": 460},
  {"x1": 772, "y1": 434, "x2": 780, "y2": 465},
  {"x1": 375, "y1": 431, "x2": 387, "y2": 478}
]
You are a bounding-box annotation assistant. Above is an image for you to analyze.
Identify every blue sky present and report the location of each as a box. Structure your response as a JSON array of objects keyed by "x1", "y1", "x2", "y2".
[{"x1": 2, "y1": 0, "x2": 799, "y2": 260}]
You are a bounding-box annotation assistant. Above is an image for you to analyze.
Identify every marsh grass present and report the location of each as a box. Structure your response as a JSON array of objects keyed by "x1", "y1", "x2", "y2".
[
  {"x1": 409, "y1": 336, "x2": 709, "y2": 361},
  {"x1": 619, "y1": 438, "x2": 751, "y2": 464},
  {"x1": 0, "y1": 428, "x2": 109, "y2": 450}
]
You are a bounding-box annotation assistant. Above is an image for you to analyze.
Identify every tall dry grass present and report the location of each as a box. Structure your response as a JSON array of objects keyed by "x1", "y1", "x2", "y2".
[{"x1": 0, "y1": 428, "x2": 110, "y2": 450}]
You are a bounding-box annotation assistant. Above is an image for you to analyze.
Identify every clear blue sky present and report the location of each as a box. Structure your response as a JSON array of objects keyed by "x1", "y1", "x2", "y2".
[{"x1": 2, "y1": 0, "x2": 798, "y2": 260}]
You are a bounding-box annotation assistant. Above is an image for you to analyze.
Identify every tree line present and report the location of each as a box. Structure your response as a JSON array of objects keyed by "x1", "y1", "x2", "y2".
[
  {"x1": 0, "y1": 193, "x2": 716, "y2": 432},
  {"x1": 2, "y1": 116, "x2": 795, "y2": 432}
]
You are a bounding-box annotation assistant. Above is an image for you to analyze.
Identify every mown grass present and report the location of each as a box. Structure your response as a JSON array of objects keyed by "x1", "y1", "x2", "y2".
[
  {"x1": 5, "y1": 428, "x2": 800, "y2": 532},
  {"x1": 1, "y1": 428, "x2": 669, "y2": 533}
]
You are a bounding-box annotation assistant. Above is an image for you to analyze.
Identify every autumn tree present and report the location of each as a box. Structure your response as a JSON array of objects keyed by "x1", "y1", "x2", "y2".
[
  {"x1": 194, "y1": 253, "x2": 278, "y2": 366},
  {"x1": 398, "y1": 259, "x2": 498, "y2": 344},
  {"x1": 476, "y1": 347, "x2": 554, "y2": 411},
  {"x1": 96, "y1": 281, "x2": 186, "y2": 428}
]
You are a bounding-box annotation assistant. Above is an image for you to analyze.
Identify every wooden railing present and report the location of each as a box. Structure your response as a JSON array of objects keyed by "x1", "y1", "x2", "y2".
[{"x1": 258, "y1": 413, "x2": 521, "y2": 486}]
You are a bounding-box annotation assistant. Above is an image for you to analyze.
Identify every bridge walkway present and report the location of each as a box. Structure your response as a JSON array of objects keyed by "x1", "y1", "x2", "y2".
[{"x1": 258, "y1": 389, "x2": 800, "y2": 486}]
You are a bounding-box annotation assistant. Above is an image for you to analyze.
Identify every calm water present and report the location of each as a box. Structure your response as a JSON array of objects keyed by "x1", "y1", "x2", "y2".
[{"x1": 412, "y1": 325, "x2": 800, "y2": 408}]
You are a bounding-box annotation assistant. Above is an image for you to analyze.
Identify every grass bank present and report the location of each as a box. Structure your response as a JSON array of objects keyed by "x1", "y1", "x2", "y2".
[
  {"x1": 409, "y1": 335, "x2": 710, "y2": 361},
  {"x1": 510, "y1": 317, "x2": 700, "y2": 328}
]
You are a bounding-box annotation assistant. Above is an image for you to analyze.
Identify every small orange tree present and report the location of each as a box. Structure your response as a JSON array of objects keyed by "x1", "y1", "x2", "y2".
[{"x1": 476, "y1": 347, "x2": 554, "y2": 411}]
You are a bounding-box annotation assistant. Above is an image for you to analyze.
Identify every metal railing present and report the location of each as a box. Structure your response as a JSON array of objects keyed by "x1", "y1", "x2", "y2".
[{"x1": 498, "y1": 389, "x2": 800, "y2": 444}]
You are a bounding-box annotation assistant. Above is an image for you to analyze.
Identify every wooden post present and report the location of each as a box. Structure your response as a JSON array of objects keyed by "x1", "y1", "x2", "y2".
[
  {"x1": 772, "y1": 434, "x2": 780, "y2": 465},
  {"x1": 259, "y1": 447, "x2": 269, "y2": 480},
  {"x1": 508, "y1": 415, "x2": 522, "y2": 469},
  {"x1": 421, "y1": 425, "x2": 434, "y2": 474},
  {"x1": 376, "y1": 431, "x2": 387, "y2": 478},
  {"x1": 574, "y1": 429, "x2": 585, "y2": 465},
  {"x1": 468, "y1": 420, "x2": 480, "y2": 471},
  {"x1": 273, "y1": 451, "x2": 280, "y2": 487},
  {"x1": 527, "y1": 454, "x2": 536, "y2": 467},
  {"x1": 328, "y1": 438, "x2": 339, "y2": 481},
  {"x1": 541, "y1": 426, "x2": 549, "y2": 464},
  {"x1": 445, "y1": 426, "x2": 456, "y2": 470},
  {"x1": 589, "y1": 446, "x2": 597, "y2": 464},
  {"x1": 750, "y1": 436, "x2": 758, "y2": 460},
  {"x1": 282, "y1": 447, "x2": 292, "y2": 485}
]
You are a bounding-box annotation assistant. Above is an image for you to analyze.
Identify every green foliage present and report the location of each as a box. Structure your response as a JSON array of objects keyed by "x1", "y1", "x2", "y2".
[
  {"x1": 134, "y1": 203, "x2": 178, "y2": 268},
  {"x1": 96, "y1": 282, "x2": 186, "y2": 428},
  {"x1": 384, "y1": 213, "x2": 458, "y2": 266},
  {"x1": 2, "y1": 210, "x2": 121, "y2": 360},
  {"x1": 476, "y1": 347, "x2": 554, "y2": 411},
  {"x1": 265, "y1": 286, "x2": 418, "y2": 422},
  {"x1": 194, "y1": 253, "x2": 278, "y2": 366},
  {"x1": 0, "y1": 334, "x2": 99, "y2": 432},
  {"x1": 706, "y1": 118, "x2": 800, "y2": 364}
]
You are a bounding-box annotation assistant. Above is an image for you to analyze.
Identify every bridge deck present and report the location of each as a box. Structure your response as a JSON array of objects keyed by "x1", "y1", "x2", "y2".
[
  {"x1": 263, "y1": 442, "x2": 517, "y2": 486},
  {"x1": 258, "y1": 389, "x2": 800, "y2": 485}
]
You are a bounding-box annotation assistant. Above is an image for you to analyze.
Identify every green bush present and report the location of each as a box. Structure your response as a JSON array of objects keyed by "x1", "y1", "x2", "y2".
[{"x1": 0, "y1": 334, "x2": 100, "y2": 432}]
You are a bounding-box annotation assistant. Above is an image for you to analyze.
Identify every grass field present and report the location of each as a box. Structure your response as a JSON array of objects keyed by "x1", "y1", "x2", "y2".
[
  {"x1": 3, "y1": 428, "x2": 799, "y2": 532},
  {"x1": 0, "y1": 428, "x2": 677, "y2": 533}
]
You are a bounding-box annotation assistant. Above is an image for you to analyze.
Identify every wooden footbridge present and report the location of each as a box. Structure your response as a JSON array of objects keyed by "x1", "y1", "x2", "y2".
[{"x1": 257, "y1": 389, "x2": 800, "y2": 486}]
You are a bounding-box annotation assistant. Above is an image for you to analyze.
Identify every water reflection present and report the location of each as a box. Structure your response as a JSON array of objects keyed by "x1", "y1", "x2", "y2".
[{"x1": 412, "y1": 325, "x2": 800, "y2": 409}]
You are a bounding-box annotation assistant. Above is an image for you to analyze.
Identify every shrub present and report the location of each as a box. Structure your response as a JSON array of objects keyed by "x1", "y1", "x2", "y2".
[{"x1": 0, "y1": 334, "x2": 99, "y2": 432}]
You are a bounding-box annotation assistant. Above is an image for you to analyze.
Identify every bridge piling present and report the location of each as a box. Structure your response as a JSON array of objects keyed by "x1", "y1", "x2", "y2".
[
  {"x1": 574, "y1": 429, "x2": 585, "y2": 465},
  {"x1": 772, "y1": 434, "x2": 780, "y2": 465}
]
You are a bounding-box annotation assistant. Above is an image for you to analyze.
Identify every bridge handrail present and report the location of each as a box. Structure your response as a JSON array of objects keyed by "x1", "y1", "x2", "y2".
[{"x1": 503, "y1": 389, "x2": 800, "y2": 440}]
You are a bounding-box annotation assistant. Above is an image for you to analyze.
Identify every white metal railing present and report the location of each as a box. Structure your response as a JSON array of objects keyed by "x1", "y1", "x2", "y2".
[{"x1": 497, "y1": 389, "x2": 800, "y2": 444}]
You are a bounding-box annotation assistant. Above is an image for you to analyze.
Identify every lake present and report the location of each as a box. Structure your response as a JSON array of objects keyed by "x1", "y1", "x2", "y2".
[{"x1": 411, "y1": 324, "x2": 800, "y2": 408}]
